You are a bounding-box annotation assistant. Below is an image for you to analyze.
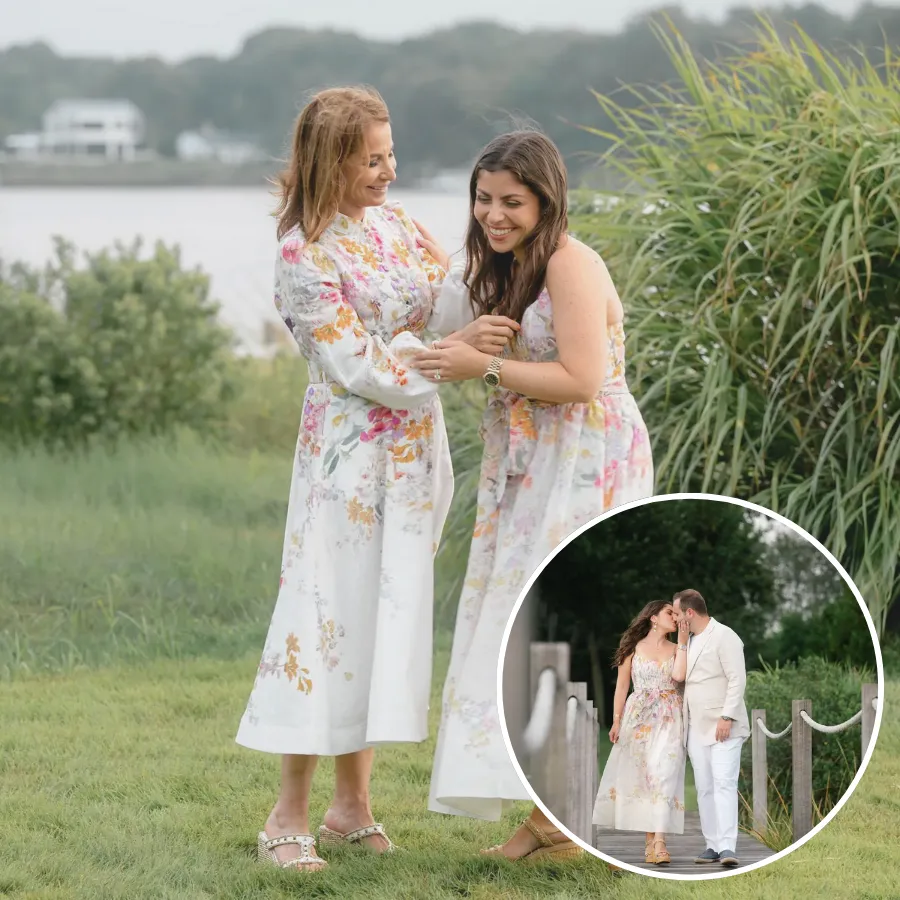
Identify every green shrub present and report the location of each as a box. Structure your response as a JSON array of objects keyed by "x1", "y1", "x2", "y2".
[
  {"x1": 881, "y1": 634, "x2": 900, "y2": 677},
  {"x1": 217, "y1": 352, "x2": 308, "y2": 455},
  {"x1": 0, "y1": 280, "x2": 106, "y2": 443},
  {"x1": 572, "y1": 19, "x2": 900, "y2": 634},
  {"x1": 0, "y1": 239, "x2": 235, "y2": 448},
  {"x1": 740, "y1": 656, "x2": 872, "y2": 818},
  {"x1": 768, "y1": 591, "x2": 878, "y2": 670}
]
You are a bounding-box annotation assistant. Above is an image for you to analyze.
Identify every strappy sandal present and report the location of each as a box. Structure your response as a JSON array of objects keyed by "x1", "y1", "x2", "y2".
[
  {"x1": 317, "y1": 822, "x2": 396, "y2": 853},
  {"x1": 645, "y1": 834, "x2": 656, "y2": 863},
  {"x1": 653, "y1": 838, "x2": 671, "y2": 865},
  {"x1": 482, "y1": 817, "x2": 583, "y2": 862},
  {"x1": 256, "y1": 831, "x2": 327, "y2": 871}
]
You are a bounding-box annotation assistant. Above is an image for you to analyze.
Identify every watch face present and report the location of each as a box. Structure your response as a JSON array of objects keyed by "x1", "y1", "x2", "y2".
[{"x1": 484, "y1": 372, "x2": 500, "y2": 387}]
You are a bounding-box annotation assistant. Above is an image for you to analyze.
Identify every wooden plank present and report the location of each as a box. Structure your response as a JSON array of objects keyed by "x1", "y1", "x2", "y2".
[
  {"x1": 591, "y1": 705, "x2": 600, "y2": 850},
  {"x1": 566, "y1": 683, "x2": 589, "y2": 843},
  {"x1": 861, "y1": 682, "x2": 878, "y2": 760},
  {"x1": 529, "y1": 642, "x2": 570, "y2": 820},
  {"x1": 584, "y1": 700, "x2": 596, "y2": 848},
  {"x1": 502, "y1": 586, "x2": 536, "y2": 775},
  {"x1": 792, "y1": 699, "x2": 813, "y2": 842},
  {"x1": 751, "y1": 708, "x2": 768, "y2": 837},
  {"x1": 594, "y1": 811, "x2": 775, "y2": 873}
]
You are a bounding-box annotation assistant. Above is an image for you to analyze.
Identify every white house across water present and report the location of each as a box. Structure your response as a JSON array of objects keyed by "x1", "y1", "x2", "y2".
[{"x1": 4, "y1": 99, "x2": 145, "y2": 160}]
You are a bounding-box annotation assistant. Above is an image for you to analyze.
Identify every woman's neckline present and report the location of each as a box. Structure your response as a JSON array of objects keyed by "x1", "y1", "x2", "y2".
[{"x1": 634, "y1": 650, "x2": 676, "y2": 665}]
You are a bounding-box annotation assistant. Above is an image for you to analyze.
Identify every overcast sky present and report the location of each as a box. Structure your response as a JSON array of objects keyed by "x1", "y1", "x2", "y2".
[{"x1": 1, "y1": 0, "x2": 888, "y2": 61}]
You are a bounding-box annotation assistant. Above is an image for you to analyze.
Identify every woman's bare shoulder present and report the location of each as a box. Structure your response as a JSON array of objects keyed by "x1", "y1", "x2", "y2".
[{"x1": 547, "y1": 236, "x2": 609, "y2": 276}]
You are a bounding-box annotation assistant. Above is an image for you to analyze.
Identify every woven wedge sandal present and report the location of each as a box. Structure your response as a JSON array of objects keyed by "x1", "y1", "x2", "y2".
[
  {"x1": 256, "y1": 831, "x2": 327, "y2": 871},
  {"x1": 482, "y1": 817, "x2": 583, "y2": 862},
  {"x1": 317, "y1": 822, "x2": 396, "y2": 853},
  {"x1": 653, "y1": 838, "x2": 671, "y2": 865}
]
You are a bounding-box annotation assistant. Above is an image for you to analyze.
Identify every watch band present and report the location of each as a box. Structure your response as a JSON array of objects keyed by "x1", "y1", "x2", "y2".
[{"x1": 483, "y1": 356, "x2": 503, "y2": 387}]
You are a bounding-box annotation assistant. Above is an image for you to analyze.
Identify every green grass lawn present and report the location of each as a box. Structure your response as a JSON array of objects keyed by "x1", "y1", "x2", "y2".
[
  {"x1": 1, "y1": 659, "x2": 897, "y2": 899},
  {"x1": 2, "y1": 440, "x2": 898, "y2": 899}
]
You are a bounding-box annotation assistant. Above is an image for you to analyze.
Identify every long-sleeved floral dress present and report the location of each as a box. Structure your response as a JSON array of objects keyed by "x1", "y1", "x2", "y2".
[
  {"x1": 592, "y1": 653, "x2": 686, "y2": 833},
  {"x1": 236, "y1": 203, "x2": 470, "y2": 757},
  {"x1": 429, "y1": 286, "x2": 654, "y2": 820}
]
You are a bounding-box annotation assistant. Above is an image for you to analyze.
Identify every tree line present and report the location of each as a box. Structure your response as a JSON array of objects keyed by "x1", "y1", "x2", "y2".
[
  {"x1": 533, "y1": 500, "x2": 875, "y2": 720},
  {"x1": 3, "y1": 4, "x2": 900, "y2": 183}
]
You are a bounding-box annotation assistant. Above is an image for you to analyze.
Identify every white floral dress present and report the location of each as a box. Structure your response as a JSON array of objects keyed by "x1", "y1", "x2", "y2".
[
  {"x1": 592, "y1": 653, "x2": 686, "y2": 833},
  {"x1": 235, "y1": 203, "x2": 470, "y2": 757},
  {"x1": 429, "y1": 287, "x2": 654, "y2": 819}
]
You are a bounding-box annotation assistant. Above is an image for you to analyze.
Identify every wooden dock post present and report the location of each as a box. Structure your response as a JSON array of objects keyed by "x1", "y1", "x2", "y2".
[
  {"x1": 566, "y1": 682, "x2": 589, "y2": 843},
  {"x1": 751, "y1": 708, "x2": 768, "y2": 837},
  {"x1": 791, "y1": 699, "x2": 813, "y2": 841},
  {"x1": 529, "y1": 642, "x2": 570, "y2": 820},
  {"x1": 861, "y1": 683, "x2": 878, "y2": 760}
]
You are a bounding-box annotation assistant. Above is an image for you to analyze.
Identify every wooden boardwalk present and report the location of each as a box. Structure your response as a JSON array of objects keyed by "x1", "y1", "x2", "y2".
[{"x1": 594, "y1": 812, "x2": 776, "y2": 874}]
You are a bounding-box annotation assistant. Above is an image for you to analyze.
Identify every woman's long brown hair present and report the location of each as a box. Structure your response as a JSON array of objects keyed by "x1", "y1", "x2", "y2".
[
  {"x1": 612, "y1": 600, "x2": 674, "y2": 667},
  {"x1": 273, "y1": 85, "x2": 389, "y2": 243},
  {"x1": 464, "y1": 130, "x2": 568, "y2": 323}
]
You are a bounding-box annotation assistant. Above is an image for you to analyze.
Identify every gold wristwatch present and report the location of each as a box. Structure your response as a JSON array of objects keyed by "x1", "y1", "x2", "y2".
[{"x1": 483, "y1": 356, "x2": 504, "y2": 387}]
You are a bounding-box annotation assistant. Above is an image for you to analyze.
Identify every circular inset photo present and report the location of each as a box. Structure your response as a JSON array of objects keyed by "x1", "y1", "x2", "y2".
[{"x1": 498, "y1": 494, "x2": 884, "y2": 879}]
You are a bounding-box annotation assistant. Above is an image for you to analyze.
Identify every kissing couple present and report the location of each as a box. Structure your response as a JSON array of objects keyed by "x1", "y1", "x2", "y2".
[{"x1": 592, "y1": 589, "x2": 749, "y2": 867}]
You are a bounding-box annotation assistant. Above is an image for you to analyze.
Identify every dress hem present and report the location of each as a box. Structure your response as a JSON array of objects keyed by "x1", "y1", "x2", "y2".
[{"x1": 235, "y1": 720, "x2": 428, "y2": 757}]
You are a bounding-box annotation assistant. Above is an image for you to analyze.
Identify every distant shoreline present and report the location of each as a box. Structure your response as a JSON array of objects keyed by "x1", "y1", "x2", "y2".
[{"x1": 0, "y1": 158, "x2": 464, "y2": 190}]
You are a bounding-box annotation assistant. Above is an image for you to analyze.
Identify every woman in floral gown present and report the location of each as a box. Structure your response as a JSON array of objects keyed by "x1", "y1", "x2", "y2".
[
  {"x1": 235, "y1": 86, "x2": 518, "y2": 872},
  {"x1": 412, "y1": 131, "x2": 654, "y2": 860},
  {"x1": 592, "y1": 600, "x2": 689, "y2": 865}
]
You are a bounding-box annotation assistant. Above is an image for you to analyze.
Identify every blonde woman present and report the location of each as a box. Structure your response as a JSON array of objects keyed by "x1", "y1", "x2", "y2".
[{"x1": 235, "y1": 85, "x2": 517, "y2": 872}]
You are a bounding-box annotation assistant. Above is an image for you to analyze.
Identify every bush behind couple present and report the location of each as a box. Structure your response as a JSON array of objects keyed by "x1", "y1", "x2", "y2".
[{"x1": 593, "y1": 589, "x2": 749, "y2": 868}]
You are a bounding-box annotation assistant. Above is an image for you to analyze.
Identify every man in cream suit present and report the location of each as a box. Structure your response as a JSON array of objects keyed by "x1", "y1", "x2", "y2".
[{"x1": 672, "y1": 589, "x2": 749, "y2": 867}]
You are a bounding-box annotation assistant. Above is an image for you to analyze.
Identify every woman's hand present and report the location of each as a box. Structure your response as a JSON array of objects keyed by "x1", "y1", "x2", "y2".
[
  {"x1": 413, "y1": 218, "x2": 450, "y2": 271},
  {"x1": 412, "y1": 340, "x2": 491, "y2": 383},
  {"x1": 609, "y1": 721, "x2": 621, "y2": 744},
  {"x1": 451, "y1": 314, "x2": 520, "y2": 355},
  {"x1": 678, "y1": 619, "x2": 690, "y2": 640}
]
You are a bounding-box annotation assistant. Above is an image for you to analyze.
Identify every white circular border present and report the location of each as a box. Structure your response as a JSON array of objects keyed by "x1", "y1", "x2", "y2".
[{"x1": 495, "y1": 492, "x2": 886, "y2": 881}]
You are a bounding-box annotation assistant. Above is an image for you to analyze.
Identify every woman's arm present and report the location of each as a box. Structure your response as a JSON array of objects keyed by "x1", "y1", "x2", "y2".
[
  {"x1": 277, "y1": 239, "x2": 437, "y2": 410},
  {"x1": 672, "y1": 622, "x2": 690, "y2": 682},
  {"x1": 410, "y1": 216, "x2": 519, "y2": 348},
  {"x1": 609, "y1": 653, "x2": 633, "y2": 743},
  {"x1": 424, "y1": 261, "x2": 478, "y2": 338},
  {"x1": 411, "y1": 242, "x2": 616, "y2": 401}
]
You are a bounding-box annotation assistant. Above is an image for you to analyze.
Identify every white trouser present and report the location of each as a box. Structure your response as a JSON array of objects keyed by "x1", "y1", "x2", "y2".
[{"x1": 687, "y1": 731, "x2": 745, "y2": 852}]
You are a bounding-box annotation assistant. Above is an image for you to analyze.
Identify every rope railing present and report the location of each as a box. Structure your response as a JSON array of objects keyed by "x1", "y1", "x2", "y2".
[
  {"x1": 752, "y1": 685, "x2": 880, "y2": 843},
  {"x1": 755, "y1": 697, "x2": 878, "y2": 741},
  {"x1": 799, "y1": 707, "x2": 864, "y2": 733},
  {"x1": 522, "y1": 666, "x2": 557, "y2": 754},
  {"x1": 756, "y1": 719, "x2": 792, "y2": 740},
  {"x1": 565, "y1": 695, "x2": 579, "y2": 742}
]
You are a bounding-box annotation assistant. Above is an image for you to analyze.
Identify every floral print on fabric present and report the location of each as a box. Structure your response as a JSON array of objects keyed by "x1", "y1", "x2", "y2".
[
  {"x1": 592, "y1": 653, "x2": 687, "y2": 833},
  {"x1": 236, "y1": 203, "x2": 467, "y2": 756},
  {"x1": 429, "y1": 286, "x2": 654, "y2": 821}
]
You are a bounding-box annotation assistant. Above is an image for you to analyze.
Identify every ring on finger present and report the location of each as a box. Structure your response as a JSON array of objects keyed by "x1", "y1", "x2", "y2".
[{"x1": 434, "y1": 369, "x2": 442, "y2": 381}]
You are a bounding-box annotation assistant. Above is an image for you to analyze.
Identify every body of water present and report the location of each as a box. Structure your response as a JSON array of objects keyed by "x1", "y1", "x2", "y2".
[{"x1": 0, "y1": 187, "x2": 470, "y2": 354}]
